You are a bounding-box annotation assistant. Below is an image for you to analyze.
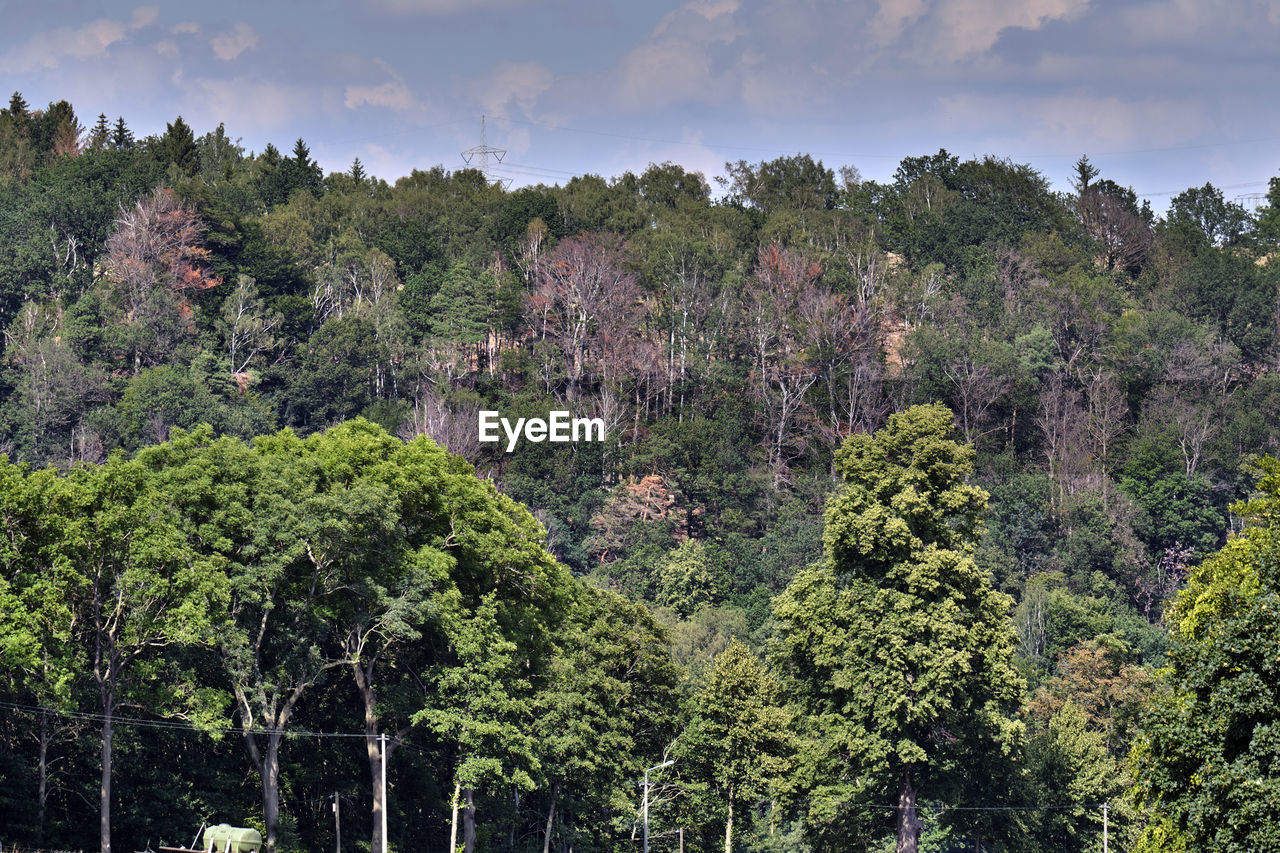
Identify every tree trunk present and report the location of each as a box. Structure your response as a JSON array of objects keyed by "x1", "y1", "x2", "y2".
[
  {"x1": 463, "y1": 788, "x2": 477, "y2": 853},
  {"x1": 543, "y1": 782, "x2": 559, "y2": 853},
  {"x1": 724, "y1": 786, "x2": 734, "y2": 853},
  {"x1": 38, "y1": 709, "x2": 50, "y2": 844},
  {"x1": 449, "y1": 781, "x2": 460, "y2": 853},
  {"x1": 354, "y1": 661, "x2": 384, "y2": 853},
  {"x1": 896, "y1": 769, "x2": 922, "y2": 853},
  {"x1": 100, "y1": 703, "x2": 113, "y2": 853},
  {"x1": 262, "y1": 732, "x2": 284, "y2": 853}
]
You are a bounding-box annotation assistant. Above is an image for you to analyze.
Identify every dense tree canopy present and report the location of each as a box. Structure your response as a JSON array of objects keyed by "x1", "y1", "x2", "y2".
[{"x1": 3, "y1": 91, "x2": 1280, "y2": 852}]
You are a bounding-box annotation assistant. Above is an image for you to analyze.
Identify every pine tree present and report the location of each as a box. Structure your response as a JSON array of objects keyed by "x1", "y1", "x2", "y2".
[
  {"x1": 6, "y1": 91, "x2": 29, "y2": 124},
  {"x1": 90, "y1": 113, "x2": 111, "y2": 149},
  {"x1": 111, "y1": 116, "x2": 134, "y2": 150},
  {"x1": 287, "y1": 137, "x2": 323, "y2": 196},
  {"x1": 350, "y1": 156, "x2": 366, "y2": 183},
  {"x1": 158, "y1": 115, "x2": 197, "y2": 173}
]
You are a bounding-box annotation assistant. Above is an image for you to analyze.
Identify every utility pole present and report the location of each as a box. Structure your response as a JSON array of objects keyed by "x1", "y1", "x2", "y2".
[
  {"x1": 1102, "y1": 802, "x2": 1109, "y2": 853},
  {"x1": 643, "y1": 759, "x2": 675, "y2": 853},
  {"x1": 380, "y1": 733, "x2": 389, "y2": 853},
  {"x1": 331, "y1": 793, "x2": 340, "y2": 853}
]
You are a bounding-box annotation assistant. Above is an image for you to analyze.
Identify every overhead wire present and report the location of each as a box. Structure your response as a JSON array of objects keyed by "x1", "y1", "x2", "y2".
[
  {"x1": 0, "y1": 699, "x2": 370, "y2": 739},
  {"x1": 0, "y1": 700, "x2": 1111, "y2": 816}
]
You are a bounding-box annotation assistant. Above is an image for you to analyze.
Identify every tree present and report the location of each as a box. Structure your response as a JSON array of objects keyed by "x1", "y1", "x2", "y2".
[
  {"x1": 102, "y1": 187, "x2": 221, "y2": 372},
  {"x1": 416, "y1": 598, "x2": 538, "y2": 853},
  {"x1": 527, "y1": 233, "x2": 640, "y2": 391},
  {"x1": 722, "y1": 154, "x2": 838, "y2": 214},
  {"x1": 676, "y1": 640, "x2": 794, "y2": 853},
  {"x1": 89, "y1": 114, "x2": 111, "y2": 150},
  {"x1": 772, "y1": 404, "x2": 1023, "y2": 853},
  {"x1": 529, "y1": 587, "x2": 682, "y2": 853},
  {"x1": 137, "y1": 426, "x2": 359, "y2": 853},
  {"x1": 110, "y1": 117, "x2": 133, "y2": 151},
  {"x1": 155, "y1": 117, "x2": 197, "y2": 175},
  {"x1": 52, "y1": 455, "x2": 227, "y2": 853},
  {"x1": 140, "y1": 420, "x2": 571, "y2": 853},
  {"x1": 1133, "y1": 455, "x2": 1280, "y2": 850},
  {"x1": 1022, "y1": 701, "x2": 1120, "y2": 853},
  {"x1": 1166, "y1": 182, "x2": 1252, "y2": 248}
]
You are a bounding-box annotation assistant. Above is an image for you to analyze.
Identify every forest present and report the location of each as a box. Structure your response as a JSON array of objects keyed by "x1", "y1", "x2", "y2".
[{"x1": 1, "y1": 91, "x2": 1280, "y2": 853}]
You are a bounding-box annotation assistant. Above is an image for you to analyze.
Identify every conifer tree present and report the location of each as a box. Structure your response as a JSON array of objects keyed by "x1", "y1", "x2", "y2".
[
  {"x1": 90, "y1": 113, "x2": 110, "y2": 149},
  {"x1": 111, "y1": 116, "x2": 133, "y2": 150}
]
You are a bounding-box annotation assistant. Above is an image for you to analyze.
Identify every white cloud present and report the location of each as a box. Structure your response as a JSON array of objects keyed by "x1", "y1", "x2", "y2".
[
  {"x1": 0, "y1": 18, "x2": 132, "y2": 72},
  {"x1": 365, "y1": 0, "x2": 528, "y2": 13},
  {"x1": 155, "y1": 39, "x2": 179, "y2": 59},
  {"x1": 477, "y1": 62, "x2": 554, "y2": 116},
  {"x1": 927, "y1": 0, "x2": 1091, "y2": 61},
  {"x1": 180, "y1": 76, "x2": 310, "y2": 129},
  {"x1": 130, "y1": 6, "x2": 160, "y2": 29},
  {"x1": 211, "y1": 23, "x2": 259, "y2": 61},
  {"x1": 345, "y1": 62, "x2": 416, "y2": 111},
  {"x1": 172, "y1": 21, "x2": 200, "y2": 35}
]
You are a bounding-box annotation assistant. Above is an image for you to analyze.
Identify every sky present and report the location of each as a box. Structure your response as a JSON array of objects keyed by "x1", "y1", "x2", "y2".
[{"x1": 3, "y1": 0, "x2": 1280, "y2": 209}]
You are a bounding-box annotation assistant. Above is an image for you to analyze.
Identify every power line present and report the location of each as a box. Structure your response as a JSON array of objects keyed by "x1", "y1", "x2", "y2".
[
  {"x1": 0, "y1": 700, "x2": 371, "y2": 739},
  {"x1": 494, "y1": 114, "x2": 1280, "y2": 167}
]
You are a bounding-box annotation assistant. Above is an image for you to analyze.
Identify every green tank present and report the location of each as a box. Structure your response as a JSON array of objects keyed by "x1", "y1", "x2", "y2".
[{"x1": 202, "y1": 824, "x2": 263, "y2": 853}]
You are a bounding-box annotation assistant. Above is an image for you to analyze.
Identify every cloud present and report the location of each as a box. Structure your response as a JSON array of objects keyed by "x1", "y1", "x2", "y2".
[
  {"x1": 871, "y1": 0, "x2": 929, "y2": 45},
  {"x1": 925, "y1": 0, "x2": 1091, "y2": 61},
  {"x1": 939, "y1": 92, "x2": 1209, "y2": 153},
  {"x1": 180, "y1": 76, "x2": 311, "y2": 130},
  {"x1": 130, "y1": 6, "x2": 160, "y2": 29},
  {"x1": 211, "y1": 23, "x2": 259, "y2": 61},
  {"x1": 0, "y1": 18, "x2": 129, "y2": 72},
  {"x1": 172, "y1": 21, "x2": 200, "y2": 35},
  {"x1": 477, "y1": 62, "x2": 554, "y2": 116},
  {"x1": 155, "y1": 39, "x2": 179, "y2": 59},
  {"x1": 616, "y1": 42, "x2": 721, "y2": 109},
  {"x1": 609, "y1": 0, "x2": 746, "y2": 110},
  {"x1": 345, "y1": 61, "x2": 416, "y2": 111},
  {"x1": 364, "y1": 0, "x2": 529, "y2": 13}
]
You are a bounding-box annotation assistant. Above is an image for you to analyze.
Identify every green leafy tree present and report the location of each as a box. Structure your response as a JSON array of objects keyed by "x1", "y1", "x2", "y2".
[
  {"x1": 53, "y1": 455, "x2": 227, "y2": 853},
  {"x1": 772, "y1": 404, "x2": 1024, "y2": 853},
  {"x1": 1022, "y1": 701, "x2": 1121, "y2": 852},
  {"x1": 1133, "y1": 455, "x2": 1280, "y2": 851},
  {"x1": 416, "y1": 598, "x2": 538, "y2": 853},
  {"x1": 676, "y1": 639, "x2": 794, "y2": 853},
  {"x1": 530, "y1": 587, "x2": 682, "y2": 853}
]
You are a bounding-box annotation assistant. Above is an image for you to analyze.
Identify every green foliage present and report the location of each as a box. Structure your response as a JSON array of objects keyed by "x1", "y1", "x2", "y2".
[
  {"x1": 1134, "y1": 456, "x2": 1280, "y2": 850},
  {"x1": 3, "y1": 95, "x2": 1280, "y2": 853},
  {"x1": 773, "y1": 405, "x2": 1024, "y2": 850},
  {"x1": 674, "y1": 639, "x2": 795, "y2": 852},
  {"x1": 1022, "y1": 701, "x2": 1119, "y2": 852}
]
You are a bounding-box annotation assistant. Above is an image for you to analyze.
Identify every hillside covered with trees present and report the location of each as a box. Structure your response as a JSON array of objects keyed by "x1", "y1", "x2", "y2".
[{"x1": 2, "y1": 92, "x2": 1280, "y2": 853}]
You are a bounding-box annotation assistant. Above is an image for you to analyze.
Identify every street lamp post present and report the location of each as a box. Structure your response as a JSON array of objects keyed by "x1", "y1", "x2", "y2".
[{"x1": 643, "y1": 759, "x2": 675, "y2": 853}]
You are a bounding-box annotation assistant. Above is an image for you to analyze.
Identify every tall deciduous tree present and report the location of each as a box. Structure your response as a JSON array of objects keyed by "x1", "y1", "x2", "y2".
[
  {"x1": 1133, "y1": 455, "x2": 1280, "y2": 851},
  {"x1": 54, "y1": 455, "x2": 226, "y2": 853},
  {"x1": 530, "y1": 587, "x2": 682, "y2": 853},
  {"x1": 772, "y1": 404, "x2": 1023, "y2": 853},
  {"x1": 676, "y1": 639, "x2": 794, "y2": 853}
]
